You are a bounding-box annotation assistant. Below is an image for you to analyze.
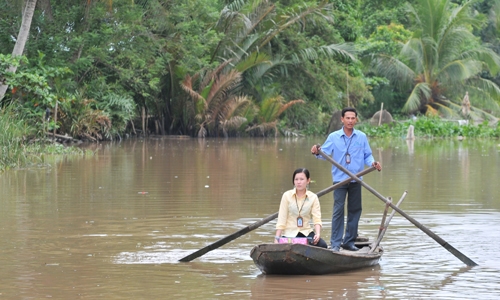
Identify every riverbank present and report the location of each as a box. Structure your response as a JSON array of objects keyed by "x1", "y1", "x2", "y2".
[
  {"x1": 0, "y1": 108, "x2": 88, "y2": 172},
  {"x1": 2, "y1": 112, "x2": 499, "y2": 172}
]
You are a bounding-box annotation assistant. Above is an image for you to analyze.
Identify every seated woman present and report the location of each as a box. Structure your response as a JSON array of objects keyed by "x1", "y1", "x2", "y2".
[{"x1": 274, "y1": 168, "x2": 328, "y2": 248}]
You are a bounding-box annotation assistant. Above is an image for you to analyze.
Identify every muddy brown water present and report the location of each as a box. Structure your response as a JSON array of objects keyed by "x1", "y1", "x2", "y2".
[{"x1": 1, "y1": 137, "x2": 499, "y2": 299}]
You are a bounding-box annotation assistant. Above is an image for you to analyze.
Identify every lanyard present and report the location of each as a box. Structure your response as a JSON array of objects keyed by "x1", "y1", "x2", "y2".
[
  {"x1": 343, "y1": 135, "x2": 354, "y2": 164},
  {"x1": 342, "y1": 135, "x2": 353, "y2": 153},
  {"x1": 294, "y1": 194, "x2": 307, "y2": 216}
]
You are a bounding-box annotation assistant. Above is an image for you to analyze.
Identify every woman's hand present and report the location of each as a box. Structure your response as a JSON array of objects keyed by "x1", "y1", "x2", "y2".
[
  {"x1": 274, "y1": 231, "x2": 282, "y2": 244},
  {"x1": 313, "y1": 233, "x2": 320, "y2": 245}
]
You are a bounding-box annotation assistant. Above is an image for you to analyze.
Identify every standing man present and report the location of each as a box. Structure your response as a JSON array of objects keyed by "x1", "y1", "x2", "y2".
[{"x1": 311, "y1": 107, "x2": 381, "y2": 252}]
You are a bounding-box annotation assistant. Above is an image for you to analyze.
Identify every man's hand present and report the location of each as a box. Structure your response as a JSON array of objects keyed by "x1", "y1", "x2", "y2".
[
  {"x1": 311, "y1": 144, "x2": 321, "y2": 155},
  {"x1": 372, "y1": 161, "x2": 382, "y2": 171}
]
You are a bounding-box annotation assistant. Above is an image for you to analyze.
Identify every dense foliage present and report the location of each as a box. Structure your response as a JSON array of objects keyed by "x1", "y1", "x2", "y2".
[
  {"x1": 0, "y1": 0, "x2": 499, "y2": 142},
  {"x1": 357, "y1": 117, "x2": 500, "y2": 138}
]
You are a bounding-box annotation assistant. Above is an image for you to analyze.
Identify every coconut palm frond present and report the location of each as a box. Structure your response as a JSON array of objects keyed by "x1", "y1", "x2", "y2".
[
  {"x1": 461, "y1": 47, "x2": 500, "y2": 76},
  {"x1": 438, "y1": 29, "x2": 476, "y2": 65},
  {"x1": 235, "y1": 51, "x2": 272, "y2": 73},
  {"x1": 469, "y1": 106, "x2": 500, "y2": 122},
  {"x1": 206, "y1": 69, "x2": 242, "y2": 107},
  {"x1": 445, "y1": 0, "x2": 484, "y2": 30},
  {"x1": 400, "y1": 37, "x2": 425, "y2": 72},
  {"x1": 276, "y1": 99, "x2": 304, "y2": 116},
  {"x1": 225, "y1": 34, "x2": 261, "y2": 64},
  {"x1": 243, "y1": 98, "x2": 259, "y2": 117},
  {"x1": 220, "y1": 115, "x2": 249, "y2": 137},
  {"x1": 259, "y1": 96, "x2": 282, "y2": 123},
  {"x1": 180, "y1": 75, "x2": 205, "y2": 105},
  {"x1": 224, "y1": 115, "x2": 248, "y2": 128},
  {"x1": 245, "y1": 55, "x2": 289, "y2": 87},
  {"x1": 292, "y1": 43, "x2": 357, "y2": 64},
  {"x1": 256, "y1": 95, "x2": 304, "y2": 127},
  {"x1": 201, "y1": 60, "x2": 233, "y2": 88},
  {"x1": 404, "y1": 1, "x2": 421, "y2": 28},
  {"x1": 493, "y1": 1, "x2": 500, "y2": 32},
  {"x1": 244, "y1": 2, "x2": 275, "y2": 36},
  {"x1": 231, "y1": 95, "x2": 254, "y2": 116},
  {"x1": 207, "y1": 70, "x2": 241, "y2": 123},
  {"x1": 259, "y1": 1, "x2": 328, "y2": 48},
  {"x1": 372, "y1": 54, "x2": 416, "y2": 91},
  {"x1": 438, "y1": 3, "x2": 482, "y2": 51},
  {"x1": 435, "y1": 101, "x2": 456, "y2": 118},
  {"x1": 245, "y1": 121, "x2": 278, "y2": 137},
  {"x1": 213, "y1": 1, "x2": 275, "y2": 63},
  {"x1": 466, "y1": 77, "x2": 500, "y2": 109},
  {"x1": 218, "y1": 95, "x2": 253, "y2": 125},
  {"x1": 403, "y1": 82, "x2": 431, "y2": 113},
  {"x1": 414, "y1": 0, "x2": 449, "y2": 41},
  {"x1": 445, "y1": 98, "x2": 497, "y2": 122},
  {"x1": 439, "y1": 59, "x2": 482, "y2": 85},
  {"x1": 216, "y1": 3, "x2": 250, "y2": 32},
  {"x1": 225, "y1": 0, "x2": 248, "y2": 11}
]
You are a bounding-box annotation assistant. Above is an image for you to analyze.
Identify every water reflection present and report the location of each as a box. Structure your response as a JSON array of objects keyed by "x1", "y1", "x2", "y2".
[
  {"x1": 0, "y1": 137, "x2": 499, "y2": 299},
  {"x1": 250, "y1": 268, "x2": 384, "y2": 299}
]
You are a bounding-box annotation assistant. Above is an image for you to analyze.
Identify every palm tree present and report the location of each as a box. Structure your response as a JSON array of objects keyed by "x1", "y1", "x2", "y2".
[
  {"x1": 181, "y1": 61, "x2": 254, "y2": 137},
  {"x1": 372, "y1": 0, "x2": 500, "y2": 120},
  {"x1": 246, "y1": 95, "x2": 304, "y2": 137},
  {"x1": 206, "y1": 0, "x2": 358, "y2": 135},
  {"x1": 212, "y1": 0, "x2": 356, "y2": 101}
]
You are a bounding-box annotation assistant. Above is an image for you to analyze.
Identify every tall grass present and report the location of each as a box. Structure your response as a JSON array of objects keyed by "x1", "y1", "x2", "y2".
[{"x1": 0, "y1": 107, "x2": 35, "y2": 172}]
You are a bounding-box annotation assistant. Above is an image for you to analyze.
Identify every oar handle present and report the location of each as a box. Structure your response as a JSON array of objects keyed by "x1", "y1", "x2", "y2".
[
  {"x1": 317, "y1": 149, "x2": 478, "y2": 267},
  {"x1": 316, "y1": 166, "x2": 376, "y2": 197}
]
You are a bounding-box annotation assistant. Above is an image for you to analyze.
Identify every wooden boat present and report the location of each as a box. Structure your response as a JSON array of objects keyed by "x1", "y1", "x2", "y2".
[
  {"x1": 250, "y1": 242, "x2": 383, "y2": 275},
  {"x1": 249, "y1": 186, "x2": 407, "y2": 275}
]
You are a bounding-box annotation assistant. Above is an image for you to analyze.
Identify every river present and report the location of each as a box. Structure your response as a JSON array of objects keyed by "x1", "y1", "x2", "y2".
[{"x1": 1, "y1": 137, "x2": 499, "y2": 299}]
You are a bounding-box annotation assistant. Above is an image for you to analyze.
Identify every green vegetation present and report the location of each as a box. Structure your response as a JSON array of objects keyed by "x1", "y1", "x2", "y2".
[
  {"x1": 357, "y1": 117, "x2": 500, "y2": 138},
  {"x1": 369, "y1": 0, "x2": 500, "y2": 120},
  {"x1": 0, "y1": 107, "x2": 85, "y2": 172},
  {"x1": 0, "y1": 0, "x2": 500, "y2": 145},
  {"x1": 0, "y1": 107, "x2": 33, "y2": 171}
]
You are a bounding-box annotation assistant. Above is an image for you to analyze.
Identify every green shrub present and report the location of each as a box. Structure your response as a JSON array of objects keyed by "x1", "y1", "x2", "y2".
[{"x1": 0, "y1": 107, "x2": 35, "y2": 171}]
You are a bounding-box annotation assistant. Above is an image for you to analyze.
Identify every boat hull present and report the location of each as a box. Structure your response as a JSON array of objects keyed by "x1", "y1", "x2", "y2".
[{"x1": 250, "y1": 243, "x2": 382, "y2": 275}]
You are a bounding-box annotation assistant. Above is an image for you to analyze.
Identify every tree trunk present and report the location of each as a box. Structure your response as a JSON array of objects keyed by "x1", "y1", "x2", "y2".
[
  {"x1": 37, "y1": 0, "x2": 53, "y2": 21},
  {"x1": 0, "y1": 0, "x2": 38, "y2": 100},
  {"x1": 141, "y1": 106, "x2": 146, "y2": 137}
]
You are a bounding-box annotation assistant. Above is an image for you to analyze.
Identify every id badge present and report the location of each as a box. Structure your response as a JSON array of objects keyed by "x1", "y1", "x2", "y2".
[
  {"x1": 297, "y1": 216, "x2": 303, "y2": 227},
  {"x1": 346, "y1": 153, "x2": 351, "y2": 164}
]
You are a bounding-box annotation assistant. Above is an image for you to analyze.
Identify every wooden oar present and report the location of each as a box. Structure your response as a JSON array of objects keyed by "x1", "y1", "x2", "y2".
[
  {"x1": 178, "y1": 167, "x2": 376, "y2": 262},
  {"x1": 378, "y1": 198, "x2": 391, "y2": 238},
  {"x1": 368, "y1": 191, "x2": 407, "y2": 254},
  {"x1": 317, "y1": 149, "x2": 478, "y2": 267}
]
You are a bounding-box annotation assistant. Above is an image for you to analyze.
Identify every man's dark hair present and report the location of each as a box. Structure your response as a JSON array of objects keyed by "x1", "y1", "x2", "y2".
[{"x1": 341, "y1": 107, "x2": 357, "y2": 117}]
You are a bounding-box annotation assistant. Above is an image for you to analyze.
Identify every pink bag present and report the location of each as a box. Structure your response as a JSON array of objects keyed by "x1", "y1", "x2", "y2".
[{"x1": 278, "y1": 237, "x2": 308, "y2": 245}]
